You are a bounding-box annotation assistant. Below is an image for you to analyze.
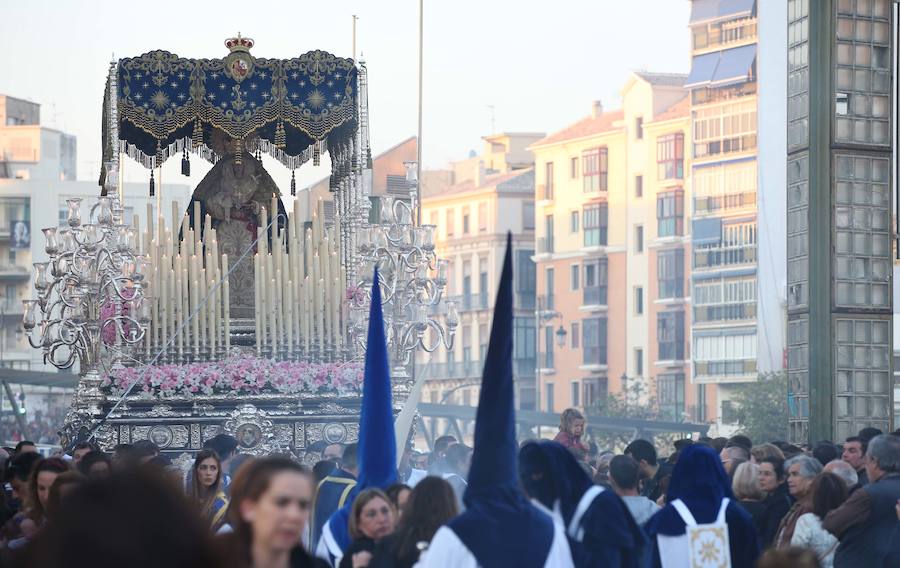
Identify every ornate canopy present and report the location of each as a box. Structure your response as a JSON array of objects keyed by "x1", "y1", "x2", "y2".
[{"x1": 101, "y1": 36, "x2": 364, "y2": 186}]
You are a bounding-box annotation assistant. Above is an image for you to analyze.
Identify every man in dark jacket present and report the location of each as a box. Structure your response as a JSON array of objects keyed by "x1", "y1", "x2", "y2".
[
  {"x1": 823, "y1": 434, "x2": 900, "y2": 566},
  {"x1": 624, "y1": 439, "x2": 671, "y2": 503}
]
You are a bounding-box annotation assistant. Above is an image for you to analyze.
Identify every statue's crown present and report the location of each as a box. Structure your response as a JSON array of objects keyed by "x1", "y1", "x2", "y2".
[{"x1": 225, "y1": 33, "x2": 254, "y2": 53}]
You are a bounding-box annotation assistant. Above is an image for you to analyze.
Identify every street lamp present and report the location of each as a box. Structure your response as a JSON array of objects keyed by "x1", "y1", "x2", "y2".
[{"x1": 555, "y1": 325, "x2": 567, "y2": 348}]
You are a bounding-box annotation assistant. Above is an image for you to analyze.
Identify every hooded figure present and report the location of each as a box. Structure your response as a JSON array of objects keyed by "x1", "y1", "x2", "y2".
[
  {"x1": 519, "y1": 440, "x2": 648, "y2": 567},
  {"x1": 419, "y1": 234, "x2": 573, "y2": 568},
  {"x1": 643, "y1": 445, "x2": 759, "y2": 568},
  {"x1": 317, "y1": 269, "x2": 397, "y2": 567}
]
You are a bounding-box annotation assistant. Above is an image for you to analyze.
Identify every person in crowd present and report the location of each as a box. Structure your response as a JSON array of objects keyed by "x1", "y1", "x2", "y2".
[
  {"x1": 409, "y1": 450, "x2": 428, "y2": 472},
  {"x1": 427, "y1": 436, "x2": 457, "y2": 472},
  {"x1": 519, "y1": 441, "x2": 647, "y2": 567},
  {"x1": 13, "y1": 442, "x2": 36, "y2": 456},
  {"x1": 112, "y1": 443, "x2": 140, "y2": 469},
  {"x1": 756, "y1": 547, "x2": 823, "y2": 568},
  {"x1": 44, "y1": 471, "x2": 84, "y2": 523},
  {"x1": 775, "y1": 455, "x2": 823, "y2": 547},
  {"x1": 758, "y1": 455, "x2": 793, "y2": 547},
  {"x1": 608, "y1": 454, "x2": 659, "y2": 526},
  {"x1": 205, "y1": 434, "x2": 240, "y2": 481},
  {"x1": 790, "y1": 472, "x2": 846, "y2": 567},
  {"x1": 710, "y1": 437, "x2": 728, "y2": 453},
  {"x1": 10, "y1": 457, "x2": 69, "y2": 548},
  {"x1": 823, "y1": 434, "x2": 900, "y2": 566},
  {"x1": 439, "y1": 443, "x2": 471, "y2": 512},
  {"x1": 840, "y1": 436, "x2": 869, "y2": 487},
  {"x1": 813, "y1": 442, "x2": 839, "y2": 468},
  {"x1": 643, "y1": 444, "x2": 760, "y2": 568},
  {"x1": 311, "y1": 442, "x2": 359, "y2": 550},
  {"x1": 190, "y1": 450, "x2": 230, "y2": 533},
  {"x1": 726, "y1": 435, "x2": 753, "y2": 453},
  {"x1": 384, "y1": 484, "x2": 411, "y2": 519},
  {"x1": 323, "y1": 443, "x2": 345, "y2": 463},
  {"x1": 553, "y1": 408, "x2": 589, "y2": 461},
  {"x1": 369, "y1": 477, "x2": 458, "y2": 568},
  {"x1": 418, "y1": 238, "x2": 573, "y2": 567},
  {"x1": 732, "y1": 461, "x2": 767, "y2": 530},
  {"x1": 823, "y1": 460, "x2": 858, "y2": 491},
  {"x1": 11, "y1": 469, "x2": 220, "y2": 568},
  {"x1": 751, "y1": 443, "x2": 785, "y2": 464},
  {"x1": 339, "y1": 489, "x2": 396, "y2": 568},
  {"x1": 593, "y1": 451, "x2": 614, "y2": 487},
  {"x1": 314, "y1": 460, "x2": 337, "y2": 485},
  {"x1": 857, "y1": 427, "x2": 883, "y2": 444},
  {"x1": 77, "y1": 451, "x2": 112, "y2": 479},
  {"x1": 215, "y1": 456, "x2": 326, "y2": 568},
  {"x1": 71, "y1": 442, "x2": 96, "y2": 465},
  {"x1": 624, "y1": 438, "x2": 671, "y2": 503},
  {"x1": 720, "y1": 445, "x2": 750, "y2": 477},
  {"x1": 133, "y1": 440, "x2": 160, "y2": 465}
]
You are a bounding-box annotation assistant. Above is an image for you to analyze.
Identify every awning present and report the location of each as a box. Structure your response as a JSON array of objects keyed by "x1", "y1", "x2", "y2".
[
  {"x1": 711, "y1": 44, "x2": 757, "y2": 86},
  {"x1": 685, "y1": 52, "x2": 720, "y2": 88},
  {"x1": 690, "y1": 0, "x2": 756, "y2": 25},
  {"x1": 693, "y1": 218, "x2": 722, "y2": 245}
]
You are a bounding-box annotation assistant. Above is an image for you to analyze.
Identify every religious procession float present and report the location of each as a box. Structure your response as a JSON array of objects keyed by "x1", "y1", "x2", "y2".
[{"x1": 23, "y1": 36, "x2": 457, "y2": 468}]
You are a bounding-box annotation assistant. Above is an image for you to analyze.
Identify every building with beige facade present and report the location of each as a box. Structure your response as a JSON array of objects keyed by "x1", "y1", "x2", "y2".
[{"x1": 529, "y1": 73, "x2": 712, "y2": 423}]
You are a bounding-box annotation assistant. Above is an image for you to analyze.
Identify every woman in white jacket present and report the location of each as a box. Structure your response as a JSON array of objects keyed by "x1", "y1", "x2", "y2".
[{"x1": 790, "y1": 472, "x2": 848, "y2": 567}]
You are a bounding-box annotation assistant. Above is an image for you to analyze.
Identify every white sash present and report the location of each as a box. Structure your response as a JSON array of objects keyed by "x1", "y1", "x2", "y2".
[
  {"x1": 566, "y1": 485, "x2": 605, "y2": 542},
  {"x1": 658, "y1": 498, "x2": 731, "y2": 568}
]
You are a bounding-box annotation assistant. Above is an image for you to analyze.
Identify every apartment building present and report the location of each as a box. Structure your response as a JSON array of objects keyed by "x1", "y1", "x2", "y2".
[
  {"x1": 529, "y1": 73, "x2": 710, "y2": 422},
  {"x1": 687, "y1": 1, "x2": 760, "y2": 432}
]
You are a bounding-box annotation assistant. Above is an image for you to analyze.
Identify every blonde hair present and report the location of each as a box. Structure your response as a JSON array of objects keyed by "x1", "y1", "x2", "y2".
[
  {"x1": 750, "y1": 443, "x2": 785, "y2": 464},
  {"x1": 559, "y1": 408, "x2": 585, "y2": 433},
  {"x1": 732, "y1": 461, "x2": 765, "y2": 501}
]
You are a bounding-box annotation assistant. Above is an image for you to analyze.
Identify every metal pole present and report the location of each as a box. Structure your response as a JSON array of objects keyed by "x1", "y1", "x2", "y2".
[
  {"x1": 415, "y1": 0, "x2": 424, "y2": 226},
  {"x1": 535, "y1": 296, "x2": 542, "y2": 438}
]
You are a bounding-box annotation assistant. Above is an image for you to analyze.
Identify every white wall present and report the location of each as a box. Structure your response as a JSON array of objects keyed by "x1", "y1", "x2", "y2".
[{"x1": 756, "y1": 0, "x2": 788, "y2": 374}]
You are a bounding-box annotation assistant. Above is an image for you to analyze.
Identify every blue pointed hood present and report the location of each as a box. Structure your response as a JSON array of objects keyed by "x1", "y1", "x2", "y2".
[
  {"x1": 323, "y1": 268, "x2": 396, "y2": 554},
  {"x1": 447, "y1": 233, "x2": 556, "y2": 567}
]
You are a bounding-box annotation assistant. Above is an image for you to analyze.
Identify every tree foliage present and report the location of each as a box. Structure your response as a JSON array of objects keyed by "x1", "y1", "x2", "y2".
[{"x1": 730, "y1": 372, "x2": 789, "y2": 443}]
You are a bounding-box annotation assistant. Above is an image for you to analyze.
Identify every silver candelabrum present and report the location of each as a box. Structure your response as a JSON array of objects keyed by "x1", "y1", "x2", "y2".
[
  {"x1": 348, "y1": 161, "x2": 458, "y2": 381},
  {"x1": 23, "y1": 196, "x2": 150, "y2": 416}
]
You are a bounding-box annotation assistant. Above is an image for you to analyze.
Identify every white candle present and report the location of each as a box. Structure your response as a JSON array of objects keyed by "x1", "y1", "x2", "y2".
[
  {"x1": 303, "y1": 276, "x2": 311, "y2": 353},
  {"x1": 223, "y1": 254, "x2": 230, "y2": 352},
  {"x1": 254, "y1": 254, "x2": 261, "y2": 354}
]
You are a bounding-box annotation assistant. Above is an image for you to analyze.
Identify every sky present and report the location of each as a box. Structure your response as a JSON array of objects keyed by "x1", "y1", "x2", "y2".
[{"x1": 0, "y1": 0, "x2": 691, "y2": 189}]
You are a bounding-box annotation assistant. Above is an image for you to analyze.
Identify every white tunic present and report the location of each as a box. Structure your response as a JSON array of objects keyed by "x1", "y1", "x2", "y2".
[
  {"x1": 657, "y1": 498, "x2": 731, "y2": 568},
  {"x1": 416, "y1": 520, "x2": 574, "y2": 568}
]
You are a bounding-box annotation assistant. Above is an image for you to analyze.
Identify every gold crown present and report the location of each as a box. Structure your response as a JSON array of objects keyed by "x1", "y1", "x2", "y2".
[{"x1": 225, "y1": 33, "x2": 254, "y2": 53}]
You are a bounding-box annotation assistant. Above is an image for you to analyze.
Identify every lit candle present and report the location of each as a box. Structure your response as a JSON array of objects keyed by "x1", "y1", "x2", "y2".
[
  {"x1": 222, "y1": 254, "x2": 230, "y2": 352},
  {"x1": 254, "y1": 254, "x2": 261, "y2": 354},
  {"x1": 303, "y1": 276, "x2": 311, "y2": 353}
]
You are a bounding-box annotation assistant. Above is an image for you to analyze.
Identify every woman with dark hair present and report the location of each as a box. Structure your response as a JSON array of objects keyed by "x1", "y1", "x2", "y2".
[
  {"x1": 218, "y1": 456, "x2": 326, "y2": 568},
  {"x1": 369, "y1": 477, "x2": 458, "y2": 568},
  {"x1": 790, "y1": 472, "x2": 847, "y2": 567},
  {"x1": 384, "y1": 484, "x2": 411, "y2": 519},
  {"x1": 191, "y1": 450, "x2": 229, "y2": 532},
  {"x1": 77, "y1": 450, "x2": 112, "y2": 479},
  {"x1": 13, "y1": 457, "x2": 69, "y2": 546},
  {"x1": 339, "y1": 488, "x2": 396, "y2": 568}
]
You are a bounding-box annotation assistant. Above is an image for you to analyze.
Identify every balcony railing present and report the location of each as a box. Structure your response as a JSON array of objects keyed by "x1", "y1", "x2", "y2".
[
  {"x1": 0, "y1": 265, "x2": 30, "y2": 280},
  {"x1": 444, "y1": 294, "x2": 489, "y2": 312},
  {"x1": 693, "y1": 192, "x2": 757, "y2": 216},
  {"x1": 516, "y1": 293, "x2": 536, "y2": 310},
  {"x1": 583, "y1": 345, "x2": 607, "y2": 367},
  {"x1": 538, "y1": 237, "x2": 554, "y2": 254},
  {"x1": 429, "y1": 359, "x2": 483, "y2": 380},
  {"x1": 693, "y1": 244, "x2": 757, "y2": 270},
  {"x1": 513, "y1": 357, "x2": 536, "y2": 378},
  {"x1": 694, "y1": 359, "x2": 757, "y2": 379},
  {"x1": 693, "y1": 302, "x2": 757, "y2": 324},
  {"x1": 583, "y1": 286, "x2": 608, "y2": 307}
]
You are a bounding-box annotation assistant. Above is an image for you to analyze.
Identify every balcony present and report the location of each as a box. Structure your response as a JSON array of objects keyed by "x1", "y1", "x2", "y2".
[
  {"x1": 693, "y1": 302, "x2": 756, "y2": 324},
  {"x1": 516, "y1": 293, "x2": 536, "y2": 310},
  {"x1": 446, "y1": 294, "x2": 489, "y2": 313},
  {"x1": 0, "y1": 265, "x2": 29, "y2": 281},
  {"x1": 538, "y1": 237, "x2": 554, "y2": 254},
  {"x1": 428, "y1": 359, "x2": 483, "y2": 380},
  {"x1": 693, "y1": 192, "x2": 757, "y2": 217},
  {"x1": 582, "y1": 286, "x2": 608, "y2": 309},
  {"x1": 693, "y1": 244, "x2": 756, "y2": 271},
  {"x1": 693, "y1": 359, "x2": 758, "y2": 384},
  {"x1": 513, "y1": 357, "x2": 536, "y2": 378}
]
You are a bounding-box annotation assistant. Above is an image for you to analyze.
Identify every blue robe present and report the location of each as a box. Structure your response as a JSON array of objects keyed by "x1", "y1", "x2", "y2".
[
  {"x1": 643, "y1": 445, "x2": 760, "y2": 568},
  {"x1": 310, "y1": 469, "x2": 356, "y2": 551}
]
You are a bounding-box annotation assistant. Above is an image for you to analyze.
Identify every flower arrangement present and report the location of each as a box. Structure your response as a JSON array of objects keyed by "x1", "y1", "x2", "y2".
[{"x1": 101, "y1": 356, "x2": 364, "y2": 398}]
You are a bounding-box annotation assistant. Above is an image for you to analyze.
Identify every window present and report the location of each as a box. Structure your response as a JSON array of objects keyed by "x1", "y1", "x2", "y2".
[
  {"x1": 463, "y1": 207, "x2": 470, "y2": 234},
  {"x1": 479, "y1": 323, "x2": 488, "y2": 361},
  {"x1": 513, "y1": 316, "x2": 536, "y2": 365},
  {"x1": 583, "y1": 317, "x2": 608, "y2": 365},
  {"x1": 635, "y1": 225, "x2": 644, "y2": 253},
  {"x1": 635, "y1": 348, "x2": 643, "y2": 376},
  {"x1": 545, "y1": 383, "x2": 555, "y2": 412},
  {"x1": 523, "y1": 202, "x2": 535, "y2": 230},
  {"x1": 658, "y1": 373, "x2": 686, "y2": 422},
  {"x1": 570, "y1": 211, "x2": 579, "y2": 233},
  {"x1": 570, "y1": 322, "x2": 580, "y2": 349},
  {"x1": 583, "y1": 259, "x2": 608, "y2": 305},
  {"x1": 544, "y1": 162, "x2": 555, "y2": 199},
  {"x1": 571, "y1": 382, "x2": 580, "y2": 407},
  {"x1": 570, "y1": 157, "x2": 579, "y2": 178},
  {"x1": 545, "y1": 268, "x2": 555, "y2": 310},
  {"x1": 657, "y1": 133, "x2": 684, "y2": 180},
  {"x1": 582, "y1": 148, "x2": 608, "y2": 192},
  {"x1": 478, "y1": 202, "x2": 487, "y2": 232},
  {"x1": 635, "y1": 116, "x2": 644, "y2": 139},
  {"x1": 515, "y1": 250, "x2": 536, "y2": 308},
  {"x1": 693, "y1": 100, "x2": 757, "y2": 158},
  {"x1": 658, "y1": 249, "x2": 685, "y2": 298},
  {"x1": 657, "y1": 190, "x2": 685, "y2": 237},
  {"x1": 541, "y1": 215, "x2": 554, "y2": 253},
  {"x1": 583, "y1": 204, "x2": 608, "y2": 246},
  {"x1": 635, "y1": 287, "x2": 644, "y2": 315},
  {"x1": 446, "y1": 209, "x2": 455, "y2": 236},
  {"x1": 544, "y1": 326, "x2": 555, "y2": 368},
  {"x1": 657, "y1": 311, "x2": 685, "y2": 361},
  {"x1": 479, "y1": 258, "x2": 489, "y2": 304},
  {"x1": 462, "y1": 325, "x2": 472, "y2": 365},
  {"x1": 692, "y1": 161, "x2": 756, "y2": 216},
  {"x1": 570, "y1": 264, "x2": 580, "y2": 291},
  {"x1": 635, "y1": 175, "x2": 643, "y2": 198},
  {"x1": 583, "y1": 377, "x2": 608, "y2": 408}
]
